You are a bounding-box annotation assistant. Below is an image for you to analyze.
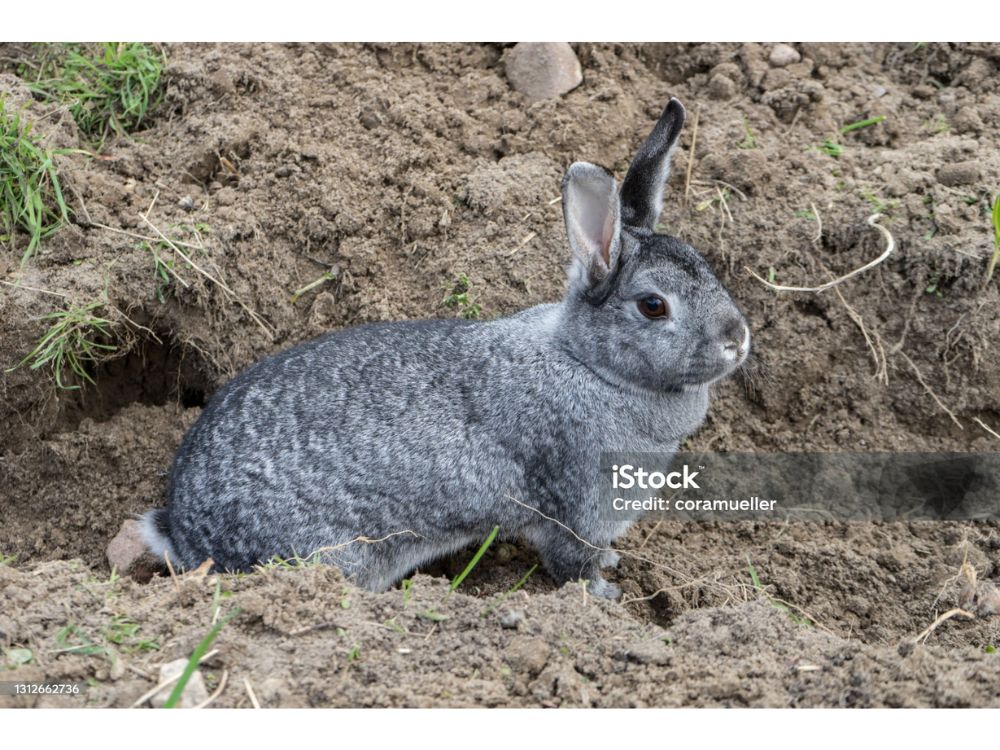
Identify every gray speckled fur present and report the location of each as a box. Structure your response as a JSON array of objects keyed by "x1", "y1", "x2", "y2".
[{"x1": 141, "y1": 98, "x2": 749, "y2": 599}]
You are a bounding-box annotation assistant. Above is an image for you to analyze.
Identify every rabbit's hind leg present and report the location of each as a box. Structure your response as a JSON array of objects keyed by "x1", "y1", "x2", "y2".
[
  {"x1": 339, "y1": 531, "x2": 479, "y2": 592},
  {"x1": 523, "y1": 525, "x2": 621, "y2": 600}
]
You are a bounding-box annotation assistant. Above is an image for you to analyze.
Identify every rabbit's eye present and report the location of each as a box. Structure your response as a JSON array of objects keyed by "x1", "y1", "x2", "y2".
[{"x1": 637, "y1": 296, "x2": 669, "y2": 319}]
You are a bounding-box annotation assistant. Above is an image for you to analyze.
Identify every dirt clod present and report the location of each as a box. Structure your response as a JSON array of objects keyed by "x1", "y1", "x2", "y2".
[
  {"x1": 505, "y1": 636, "x2": 551, "y2": 676},
  {"x1": 935, "y1": 161, "x2": 982, "y2": 186}
]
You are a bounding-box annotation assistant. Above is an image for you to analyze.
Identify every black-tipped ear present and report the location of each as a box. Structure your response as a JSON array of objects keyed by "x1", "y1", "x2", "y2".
[
  {"x1": 619, "y1": 98, "x2": 686, "y2": 231},
  {"x1": 561, "y1": 161, "x2": 622, "y2": 289}
]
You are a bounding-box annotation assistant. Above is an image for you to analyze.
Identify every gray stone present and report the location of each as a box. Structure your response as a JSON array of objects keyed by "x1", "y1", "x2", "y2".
[
  {"x1": 505, "y1": 43, "x2": 582, "y2": 102},
  {"x1": 499, "y1": 609, "x2": 525, "y2": 629},
  {"x1": 769, "y1": 44, "x2": 801, "y2": 68},
  {"x1": 150, "y1": 658, "x2": 209, "y2": 708}
]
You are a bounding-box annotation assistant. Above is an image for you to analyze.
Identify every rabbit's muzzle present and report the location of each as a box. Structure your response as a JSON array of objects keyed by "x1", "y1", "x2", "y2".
[{"x1": 721, "y1": 319, "x2": 751, "y2": 365}]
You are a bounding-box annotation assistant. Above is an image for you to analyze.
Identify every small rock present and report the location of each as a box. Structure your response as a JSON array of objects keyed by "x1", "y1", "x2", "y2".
[
  {"x1": 505, "y1": 43, "x2": 582, "y2": 102},
  {"x1": 617, "y1": 639, "x2": 672, "y2": 666},
  {"x1": 359, "y1": 109, "x2": 381, "y2": 130},
  {"x1": 499, "y1": 609, "x2": 525, "y2": 629},
  {"x1": 106, "y1": 519, "x2": 162, "y2": 583},
  {"x1": 504, "y1": 635, "x2": 550, "y2": 676},
  {"x1": 708, "y1": 73, "x2": 736, "y2": 100},
  {"x1": 872, "y1": 85, "x2": 887, "y2": 98},
  {"x1": 274, "y1": 164, "x2": 293, "y2": 178},
  {"x1": 936, "y1": 161, "x2": 981, "y2": 187},
  {"x1": 177, "y1": 196, "x2": 196, "y2": 211},
  {"x1": 150, "y1": 658, "x2": 209, "y2": 708},
  {"x1": 769, "y1": 44, "x2": 801, "y2": 68}
]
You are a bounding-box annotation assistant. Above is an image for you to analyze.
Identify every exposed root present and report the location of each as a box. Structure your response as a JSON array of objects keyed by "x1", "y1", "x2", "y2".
[
  {"x1": 504, "y1": 493, "x2": 764, "y2": 608},
  {"x1": 916, "y1": 559, "x2": 1000, "y2": 645},
  {"x1": 834, "y1": 287, "x2": 889, "y2": 385},
  {"x1": 309, "y1": 529, "x2": 423, "y2": 557},
  {"x1": 972, "y1": 417, "x2": 1000, "y2": 441},
  {"x1": 746, "y1": 213, "x2": 895, "y2": 293},
  {"x1": 809, "y1": 201, "x2": 822, "y2": 244},
  {"x1": 0, "y1": 278, "x2": 69, "y2": 299},
  {"x1": 895, "y1": 350, "x2": 963, "y2": 430},
  {"x1": 911, "y1": 608, "x2": 975, "y2": 645},
  {"x1": 243, "y1": 676, "x2": 262, "y2": 709},
  {"x1": 193, "y1": 669, "x2": 228, "y2": 709}
]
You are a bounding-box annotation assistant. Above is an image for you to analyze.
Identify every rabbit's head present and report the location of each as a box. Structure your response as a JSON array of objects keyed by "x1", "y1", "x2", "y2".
[{"x1": 556, "y1": 98, "x2": 750, "y2": 392}]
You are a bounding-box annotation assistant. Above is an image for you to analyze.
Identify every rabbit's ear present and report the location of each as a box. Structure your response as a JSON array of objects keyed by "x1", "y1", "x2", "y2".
[
  {"x1": 619, "y1": 98, "x2": 686, "y2": 231},
  {"x1": 562, "y1": 161, "x2": 622, "y2": 289}
]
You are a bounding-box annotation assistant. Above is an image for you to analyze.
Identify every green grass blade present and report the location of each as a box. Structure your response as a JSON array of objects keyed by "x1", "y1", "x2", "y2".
[
  {"x1": 747, "y1": 557, "x2": 762, "y2": 591},
  {"x1": 449, "y1": 526, "x2": 499, "y2": 593},
  {"x1": 163, "y1": 608, "x2": 241, "y2": 709},
  {"x1": 840, "y1": 115, "x2": 886, "y2": 134},
  {"x1": 481, "y1": 564, "x2": 538, "y2": 618},
  {"x1": 985, "y1": 194, "x2": 1000, "y2": 284}
]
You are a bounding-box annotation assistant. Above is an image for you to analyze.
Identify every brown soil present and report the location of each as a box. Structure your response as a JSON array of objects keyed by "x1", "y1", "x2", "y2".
[{"x1": 1, "y1": 42, "x2": 999, "y2": 708}]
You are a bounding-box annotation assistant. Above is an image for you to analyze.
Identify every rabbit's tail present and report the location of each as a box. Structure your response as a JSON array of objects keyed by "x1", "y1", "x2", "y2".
[{"x1": 138, "y1": 508, "x2": 178, "y2": 564}]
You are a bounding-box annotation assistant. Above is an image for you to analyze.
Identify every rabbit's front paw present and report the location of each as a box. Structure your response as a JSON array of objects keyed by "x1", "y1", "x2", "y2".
[
  {"x1": 599, "y1": 549, "x2": 621, "y2": 569},
  {"x1": 587, "y1": 576, "x2": 622, "y2": 600}
]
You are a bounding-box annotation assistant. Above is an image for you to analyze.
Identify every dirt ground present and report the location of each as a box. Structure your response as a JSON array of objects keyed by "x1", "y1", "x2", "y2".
[{"x1": 1, "y1": 42, "x2": 999, "y2": 707}]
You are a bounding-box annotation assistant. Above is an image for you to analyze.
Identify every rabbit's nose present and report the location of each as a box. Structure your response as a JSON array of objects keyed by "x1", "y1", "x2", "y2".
[{"x1": 721, "y1": 319, "x2": 748, "y2": 360}]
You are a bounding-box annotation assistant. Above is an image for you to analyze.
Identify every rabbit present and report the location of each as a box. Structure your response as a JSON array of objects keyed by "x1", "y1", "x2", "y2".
[{"x1": 140, "y1": 97, "x2": 750, "y2": 599}]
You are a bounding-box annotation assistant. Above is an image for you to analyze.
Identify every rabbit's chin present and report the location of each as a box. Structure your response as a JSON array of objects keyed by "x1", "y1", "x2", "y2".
[{"x1": 678, "y1": 362, "x2": 745, "y2": 389}]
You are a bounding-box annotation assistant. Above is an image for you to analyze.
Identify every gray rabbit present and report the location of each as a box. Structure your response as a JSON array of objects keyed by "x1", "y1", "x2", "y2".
[{"x1": 140, "y1": 98, "x2": 750, "y2": 599}]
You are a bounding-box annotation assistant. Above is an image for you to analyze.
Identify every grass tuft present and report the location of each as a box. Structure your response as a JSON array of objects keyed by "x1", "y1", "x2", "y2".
[
  {"x1": 985, "y1": 193, "x2": 1000, "y2": 284},
  {"x1": 443, "y1": 274, "x2": 482, "y2": 319},
  {"x1": 747, "y1": 557, "x2": 812, "y2": 627},
  {"x1": 6, "y1": 299, "x2": 118, "y2": 389},
  {"x1": 738, "y1": 117, "x2": 758, "y2": 149},
  {"x1": 818, "y1": 139, "x2": 843, "y2": 158},
  {"x1": 27, "y1": 43, "x2": 165, "y2": 144},
  {"x1": 104, "y1": 615, "x2": 160, "y2": 654},
  {"x1": 0, "y1": 98, "x2": 74, "y2": 264}
]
